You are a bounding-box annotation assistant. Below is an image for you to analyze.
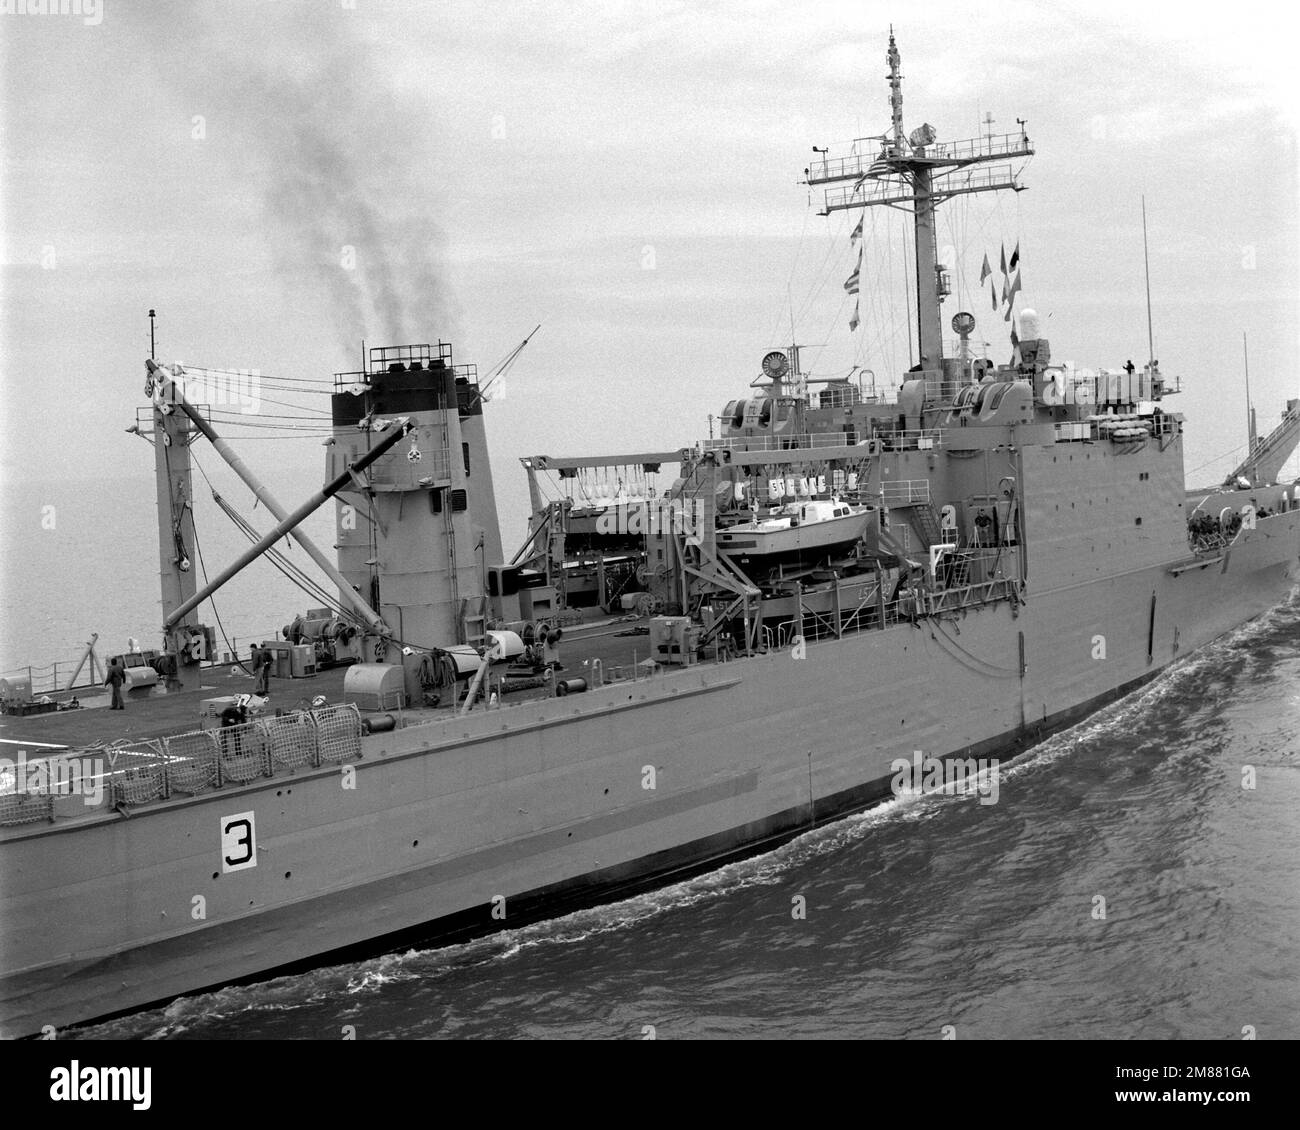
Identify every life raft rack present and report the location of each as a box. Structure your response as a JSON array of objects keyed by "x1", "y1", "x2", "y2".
[{"x1": 1092, "y1": 414, "x2": 1151, "y2": 442}]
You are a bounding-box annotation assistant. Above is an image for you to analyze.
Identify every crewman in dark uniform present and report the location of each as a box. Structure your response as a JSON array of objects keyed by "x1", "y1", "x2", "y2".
[
  {"x1": 104, "y1": 659, "x2": 126, "y2": 710},
  {"x1": 154, "y1": 651, "x2": 183, "y2": 692},
  {"x1": 219, "y1": 696, "x2": 250, "y2": 762},
  {"x1": 254, "y1": 646, "x2": 272, "y2": 694}
]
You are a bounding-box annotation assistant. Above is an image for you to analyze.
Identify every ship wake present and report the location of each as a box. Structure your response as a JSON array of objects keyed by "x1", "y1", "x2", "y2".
[{"x1": 79, "y1": 593, "x2": 1300, "y2": 1038}]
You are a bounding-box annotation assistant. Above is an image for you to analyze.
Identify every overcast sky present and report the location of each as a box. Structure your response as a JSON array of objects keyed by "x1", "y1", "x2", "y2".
[{"x1": 2, "y1": 0, "x2": 1297, "y2": 510}]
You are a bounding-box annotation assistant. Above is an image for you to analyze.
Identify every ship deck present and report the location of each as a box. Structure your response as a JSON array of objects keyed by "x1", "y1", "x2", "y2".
[{"x1": 0, "y1": 616, "x2": 681, "y2": 754}]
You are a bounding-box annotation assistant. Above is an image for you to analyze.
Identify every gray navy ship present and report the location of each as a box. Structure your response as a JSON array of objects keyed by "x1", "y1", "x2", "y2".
[{"x1": 2, "y1": 33, "x2": 1298, "y2": 1037}]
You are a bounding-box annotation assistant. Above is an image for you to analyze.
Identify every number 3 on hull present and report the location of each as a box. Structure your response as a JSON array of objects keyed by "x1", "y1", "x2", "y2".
[{"x1": 221, "y1": 811, "x2": 257, "y2": 873}]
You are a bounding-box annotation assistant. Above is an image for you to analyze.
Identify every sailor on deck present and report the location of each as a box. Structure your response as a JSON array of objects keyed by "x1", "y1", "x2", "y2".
[
  {"x1": 253, "y1": 646, "x2": 272, "y2": 695},
  {"x1": 104, "y1": 658, "x2": 126, "y2": 710},
  {"x1": 162, "y1": 651, "x2": 182, "y2": 692}
]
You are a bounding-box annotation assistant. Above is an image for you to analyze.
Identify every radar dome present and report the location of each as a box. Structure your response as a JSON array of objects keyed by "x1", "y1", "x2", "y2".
[{"x1": 1019, "y1": 308, "x2": 1041, "y2": 340}]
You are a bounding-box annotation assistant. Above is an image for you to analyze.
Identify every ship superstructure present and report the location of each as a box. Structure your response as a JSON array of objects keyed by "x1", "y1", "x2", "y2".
[
  {"x1": 2, "y1": 33, "x2": 1298, "y2": 1038},
  {"x1": 328, "y1": 344, "x2": 511, "y2": 652}
]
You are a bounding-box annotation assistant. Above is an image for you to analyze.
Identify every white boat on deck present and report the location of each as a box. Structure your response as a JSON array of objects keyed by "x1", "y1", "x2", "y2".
[{"x1": 716, "y1": 498, "x2": 875, "y2": 565}]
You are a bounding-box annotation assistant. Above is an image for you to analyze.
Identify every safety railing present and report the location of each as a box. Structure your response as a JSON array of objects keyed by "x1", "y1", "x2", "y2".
[
  {"x1": 932, "y1": 545, "x2": 1014, "y2": 584},
  {"x1": 806, "y1": 146, "x2": 885, "y2": 184},
  {"x1": 822, "y1": 161, "x2": 1024, "y2": 211},
  {"x1": 331, "y1": 344, "x2": 469, "y2": 390},
  {"x1": 704, "y1": 431, "x2": 876, "y2": 453},
  {"x1": 0, "y1": 706, "x2": 362, "y2": 826},
  {"x1": 0, "y1": 651, "x2": 165, "y2": 699},
  {"x1": 944, "y1": 340, "x2": 992, "y2": 361},
  {"x1": 928, "y1": 131, "x2": 1032, "y2": 162},
  {"x1": 1, "y1": 654, "x2": 93, "y2": 698},
  {"x1": 705, "y1": 429, "x2": 946, "y2": 455},
  {"x1": 133, "y1": 403, "x2": 213, "y2": 438},
  {"x1": 923, "y1": 380, "x2": 970, "y2": 404},
  {"x1": 878, "y1": 428, "x2": 945, "y2": 452},
  {"x1": 926, "y1": 577, "x2": 1019, "y2": 615},
  {"x1": 1, "y1": 622, "x2": 308, "y2": 698},
  {"x1": 880, "y1": 480, "x2": 932, "y2": 506},
  {"x1": 600, "y1": 655, "x2": 670, "y2": 684},
  {"x1": 768, "y1": 589, "x2": 911, "y2": 653}
]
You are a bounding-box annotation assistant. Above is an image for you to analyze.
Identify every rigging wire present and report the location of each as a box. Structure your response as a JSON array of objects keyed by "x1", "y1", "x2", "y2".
[
  {"x1": 1184, "y1": 443, "x2": 1251, "y2": 480},
  {"x1": 884, "y1": 205, "x2": 898, "y2": 382},
  {"x1": 159, "y1": 419, "x2": 189, "y2": 576},
  {"x1": 211, "y1": 393, "x2": 329, "y2": 416},
  {"x1": 189, "y1": 515, "x2": 253, "y2": 675},
  {"x1": 202, "y1": 416, "x2": 331, "y2": 432},
  {"x1": 206, "y1": 411, "x2": 331, "y2": 423},
  {"x1": 791, "y1": 211, "x2": 848, "y2": 334},
  {"x1": 180, "y1": 365, "x2": 331, "y2": 386},
  {"x1": 217, "y1": 496, "x2": 348, "y2": 618},
  {"x1": 191, "y1": 453, "x2": 351, "y2": 622},
  {"x1": 201, "y1": 431, "x2": 332, "y2": 442},
  {"x1": 764, "y1": 202, "x2": 813, "y2": 349},
  {"x1": 865, "y1": 207, "x2": 906, "y2": 388},
  {"x1": 202, "y1": 431, "x2": 332, "y2": 442},
  {"x1": 901, "y1": 202, "x2": 914, "y2": 366}
]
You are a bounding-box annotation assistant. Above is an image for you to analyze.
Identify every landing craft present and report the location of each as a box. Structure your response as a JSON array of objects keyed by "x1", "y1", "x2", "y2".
[{"x1": 2, "y1": 31, "x2": 1298, "y2": 1037}]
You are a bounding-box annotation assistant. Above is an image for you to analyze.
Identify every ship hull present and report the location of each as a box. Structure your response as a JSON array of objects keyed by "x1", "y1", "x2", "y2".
[{"x1": 2, "y1": 515, "x2": 1297, "y2": 1036}]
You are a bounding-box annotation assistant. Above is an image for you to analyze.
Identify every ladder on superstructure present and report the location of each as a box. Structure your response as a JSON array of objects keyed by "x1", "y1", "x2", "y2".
[
  {"x1": 602, "y1": 562, "x2": 638, "y2": 611},
  {"x1": 942, "y1": 554, "x2": 971, "y2": 589},
  {"x1": 547, "y1": 502, "x2": 569, "y2": 610},
  {"x1": 1228, "y1": 399, "x2": 1300, "y2": 486},
  {"x1": 909, "y1": 502, "x2": 945, "y2": 551},
  {"x1": 437, "y1": 418, "x2": 471, "y2": 645}
]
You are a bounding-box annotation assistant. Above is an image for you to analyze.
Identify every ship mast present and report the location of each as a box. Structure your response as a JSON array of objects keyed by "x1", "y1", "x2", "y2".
[
  {"x1": 140, "y1": 310, "x2": 204, "y2": 661},
  {"x1": 1141, "y1": 196, "x2": 1156, "y2": 376},
  {"x1": 886, "y1": 30, "x2": 944, "y2": 369},
  {"x1": 1243, "y1": 330, "x2": 1257, "y2": 483},
  {"x1": 887, "y1": 29, "x2": 905, "y2": 153},
  {"x1": 805, "y1": 29, "x2": 1033, "y2": 374}
]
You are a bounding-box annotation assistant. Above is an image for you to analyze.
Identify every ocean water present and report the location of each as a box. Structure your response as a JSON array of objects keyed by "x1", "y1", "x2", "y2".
[
  {"x1": 77, "y1": 594, "x2": 1300, "y2": 1040},
  {"x1": 0, "y1": 468, "x2": 533, "y2": 681},
  {"x1": 0, "y1": 473, "x2": 336, "y2": 678}
]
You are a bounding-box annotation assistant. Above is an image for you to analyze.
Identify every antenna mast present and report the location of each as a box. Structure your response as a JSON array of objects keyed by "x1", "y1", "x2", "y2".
[
  {"x1": 1141, "y1": 196, "x2": 1155, "y2": 376},
  {"x1": 805, "y1": 30, "x2": 1033, "y2": 375},
  {"x1": 1243, "y1": 331, "x2": 1257, "y2": 482},
  {"x1": 887, "y1": 27, "x2": 905, "y2": 153}
]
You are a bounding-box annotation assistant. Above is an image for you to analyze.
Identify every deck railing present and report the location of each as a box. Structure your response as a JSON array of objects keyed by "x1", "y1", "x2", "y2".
[
  {"x1": 880, "y1": 480, "x2": 932, "y2": 506},
  {"x1": 705, "y1": 428, "x2": 944, "y2": 455},
  {"x1": 878, "y1": 428, "x2": 945, "y2": 451},
  {"x1": 1, "y1": 625, "x2": 296, "y2": 699},
  {"x1": 704, "y1": 432, "x2": 875, "y2": 453},
  {"x1": 0, "y1": 705, "x2": 362, "y2": 826}
]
